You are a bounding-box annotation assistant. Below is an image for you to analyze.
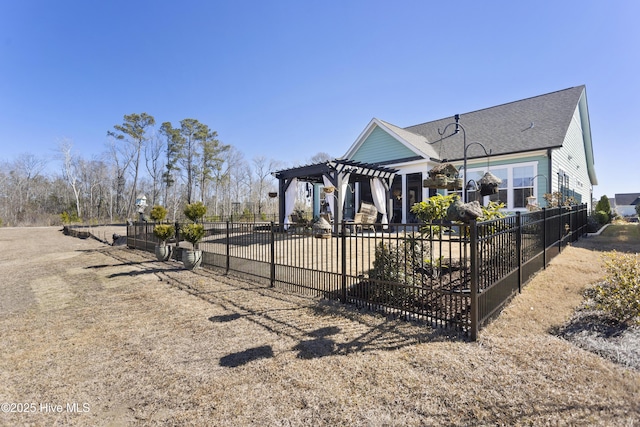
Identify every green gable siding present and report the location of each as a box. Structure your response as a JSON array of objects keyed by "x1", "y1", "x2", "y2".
[
  {"x1": 552, "y1": 105, "x2": 592, "y2": 205},
  {"x1": 350, "y1": 126, "x2": 417, "y2": 163}
]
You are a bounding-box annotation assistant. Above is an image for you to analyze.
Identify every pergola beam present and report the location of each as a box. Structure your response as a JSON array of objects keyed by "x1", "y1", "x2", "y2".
[{"x1": 272, "y1": 159, "x2": 398, "y2": 232}]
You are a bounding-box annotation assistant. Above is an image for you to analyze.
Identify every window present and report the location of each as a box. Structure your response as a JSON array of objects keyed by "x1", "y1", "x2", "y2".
[
  {"x1": 461, "y1": 168, "x2": 508, "y2": 205},
  {"x1": 513, "y1": 166, "x2": 534, "y2": 208},
  {"x1": 406, "y1": 173, "x2": 423, "y2": 223},
  {"x1": 488, "y1": 168, "x2": 508, "y2": 205},
  {"x1": 465, "y1": 170, "x2": 484, "y2": 203},
  {"x1": 451, "y1": 163, "x2": 537, "y2": 210}
]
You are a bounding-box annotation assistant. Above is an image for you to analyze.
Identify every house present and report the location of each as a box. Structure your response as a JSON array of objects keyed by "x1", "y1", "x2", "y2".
[
  {"x1": 613, "y1": 193, "x2": 640, "y2": 218},
  {"x1": 274, "y1": 86, "x2": 597, "y2": 226},
  {"x1": 342, "y1": 85, "x2": 597, "y2": 223}
]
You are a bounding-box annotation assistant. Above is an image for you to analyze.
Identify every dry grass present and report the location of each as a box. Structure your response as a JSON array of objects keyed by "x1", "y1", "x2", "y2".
[{"x1": 0, "y1": 225, "x2": 638, "y2": 426}]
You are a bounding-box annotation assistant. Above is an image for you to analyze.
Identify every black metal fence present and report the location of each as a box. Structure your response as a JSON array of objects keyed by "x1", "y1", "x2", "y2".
[{"x1": 127, "y1": 204, "x2": 588, "y2": 339}]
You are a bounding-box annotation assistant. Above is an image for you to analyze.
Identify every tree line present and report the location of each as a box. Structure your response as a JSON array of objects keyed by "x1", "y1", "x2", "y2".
[{"x1": 0, "y1": 113, "x2": 326, "y2": 227}]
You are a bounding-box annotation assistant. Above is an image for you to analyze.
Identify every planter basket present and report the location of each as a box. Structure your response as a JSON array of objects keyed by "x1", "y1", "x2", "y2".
[
  {"x1": 424, "y1": 163, "x2": 461, "y2": 189},
  {"x1": 447, "y1": 178, "x2": 463, "y2": 191},
  {"x1": 478, "y1": 172, "x2": 502, "y2": 196}
]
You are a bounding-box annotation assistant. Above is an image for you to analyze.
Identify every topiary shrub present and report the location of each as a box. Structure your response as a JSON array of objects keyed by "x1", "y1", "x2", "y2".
[
  {"x1": 585, "y1": 252, "x2": 640, "y2": 325},
  {"x1": 150, "y1": 205, "x2": 168, "y2": 223},
  {"x1": 153, "y1": 224, "x2": 175, "y2": 245},
  {"x1": 184, "y1": 202, "x2": 207, "y2": 223},
  {"x1": 181, "y1": 223, "x2": 205, "y2": 249},
  {"x1": 411, "y1": 194, "x2": 457, "y2": 223}
]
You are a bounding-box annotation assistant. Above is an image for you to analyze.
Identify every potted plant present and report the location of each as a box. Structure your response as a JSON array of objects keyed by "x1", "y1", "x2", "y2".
[
  {"x1": 181, "y1": 202, "x2": 207, "y2": 270},
  {"x1": 150, "y1": 205, "x2": 175, "y2": 261},
  {"x1": 153, "y1": 224, "x2": 175, "y2": 260}
]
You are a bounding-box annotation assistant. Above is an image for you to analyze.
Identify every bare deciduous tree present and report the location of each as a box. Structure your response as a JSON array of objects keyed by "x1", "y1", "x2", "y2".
[{"x1": 59, "y1": 140, "x2": 82, "y2": 219}]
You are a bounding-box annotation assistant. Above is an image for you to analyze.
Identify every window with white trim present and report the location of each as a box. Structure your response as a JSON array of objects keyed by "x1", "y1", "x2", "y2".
[
  {"x1": 454, "y1": 163, "x2": 536, "y2": 210},
  {"x1": 513, "y1": 166, "x2": 534, "y2": 208}
]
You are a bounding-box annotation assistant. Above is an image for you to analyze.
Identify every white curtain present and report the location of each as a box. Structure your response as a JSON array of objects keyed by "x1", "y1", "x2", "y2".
[
  {"x1": 371, "y1": 178, "x2": 388, "y2": 229},
  {"x1": 339, "y1": 176, "x2": 350, "y2": 216},
  {"x1": 283, "y1": 178, "x2": 298, "y2": 230}
]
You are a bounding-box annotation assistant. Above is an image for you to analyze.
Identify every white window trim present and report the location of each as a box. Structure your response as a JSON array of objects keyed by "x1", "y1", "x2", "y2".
[{"x1": 456, "y1": 162, "x2": 538, "y2": 210}]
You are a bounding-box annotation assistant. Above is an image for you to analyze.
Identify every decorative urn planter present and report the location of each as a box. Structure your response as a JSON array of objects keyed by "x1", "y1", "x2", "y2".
[
  {"x1": 152, "y1": 223, "x2": 175, "y2": 262},
  {"x1": 183, "y1": 249, "x2": 203, "y2": 270},
  {"x1": 180, "y1": 219, "x2": 206, "y2": 270},
  {"x1": 154, "y1": 244, "x2": 172, "y2": 262}
]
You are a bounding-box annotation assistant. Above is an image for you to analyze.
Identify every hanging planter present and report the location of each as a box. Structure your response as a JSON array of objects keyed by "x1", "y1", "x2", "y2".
[
  {"x1": 424, "y1": 163, "x2": 460, "y2": 189},
  {"x1": 447, "y1": 178, "x2": 463, "y2": 191},
  {"x1": 323, "y1": 186, "x2": 335, "y2": 194},
  {"x1": 478, "y1": 171, "x2": 501, "y2": 196},
  {"x1": 478, "y1": 172, "x2": 502, "y2": 196}
]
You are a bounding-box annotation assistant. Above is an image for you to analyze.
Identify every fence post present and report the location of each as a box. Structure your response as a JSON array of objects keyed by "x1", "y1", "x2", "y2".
[
  {"x1": 270, "y1": 221, "x2": 275, "y2": 287},
  {"x1": 470, "y1": 220, "x2": 479, "y2": 341},
  {"x1": 542, "y1": 208, "x2": 547, "y2": 268},
  {"x1": 341, "y1": 221, "x2": 347, "y2": 304},
  {"x1": 516, "y1": 211, "x2": 522, "y2": 293},
  {"x1": 226, "y1": 220, "x2": 230, "y2": 274},
  {"x1": 558, "y1": 207, "x2": 564, "y2": 253}
]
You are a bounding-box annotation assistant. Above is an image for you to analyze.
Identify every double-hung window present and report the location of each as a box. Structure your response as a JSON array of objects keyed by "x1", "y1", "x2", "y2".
[
  {"x1": 513, "y1": 166, "x2": 534, "y2": 208},
  {"x1": 453, "y1": 163, "x2": 536, "y2": 210}
]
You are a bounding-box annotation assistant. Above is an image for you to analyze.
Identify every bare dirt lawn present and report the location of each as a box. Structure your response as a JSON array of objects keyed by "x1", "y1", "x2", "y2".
[{"x1": 0, "y1": 225, "x2": 638, "y2": 426}]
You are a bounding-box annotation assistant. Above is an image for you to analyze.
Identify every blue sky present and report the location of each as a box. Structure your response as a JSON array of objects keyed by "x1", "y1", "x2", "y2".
[{"x1": 0, "y1": 0, "x2": 638, "y2": 200}]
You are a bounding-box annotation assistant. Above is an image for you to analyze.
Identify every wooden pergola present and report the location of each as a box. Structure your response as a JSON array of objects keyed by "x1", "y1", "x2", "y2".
[{"x1": 272, "y1": 159, "x2": 398, "y2": 232}]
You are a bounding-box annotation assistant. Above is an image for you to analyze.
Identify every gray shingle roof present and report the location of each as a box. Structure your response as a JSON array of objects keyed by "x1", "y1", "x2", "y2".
[
  {"x1": 615, "y1": 193, "x2": 640, "y2": 206},
  {"x1": 402, "y1": 86, "x2": 586, "y2": 161},
  {"x1": 377, "y1": 119, "x2": 440, "y2": 159}
]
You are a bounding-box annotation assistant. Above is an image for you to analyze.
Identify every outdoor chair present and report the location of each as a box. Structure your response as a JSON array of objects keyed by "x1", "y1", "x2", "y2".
[{"x1": 351, "y1": 201, "x2": 378, "y2": 232}]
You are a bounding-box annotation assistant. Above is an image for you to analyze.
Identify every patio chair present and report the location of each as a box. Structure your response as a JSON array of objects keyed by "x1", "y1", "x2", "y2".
[{"x1": 352, "y1": 201, "x2": 378, "y2": 232}]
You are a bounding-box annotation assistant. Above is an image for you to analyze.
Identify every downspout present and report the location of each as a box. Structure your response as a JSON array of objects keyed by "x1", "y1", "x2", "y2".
[{"x1": 547, "y1": 149, "x2": 553, "y2": 193}]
